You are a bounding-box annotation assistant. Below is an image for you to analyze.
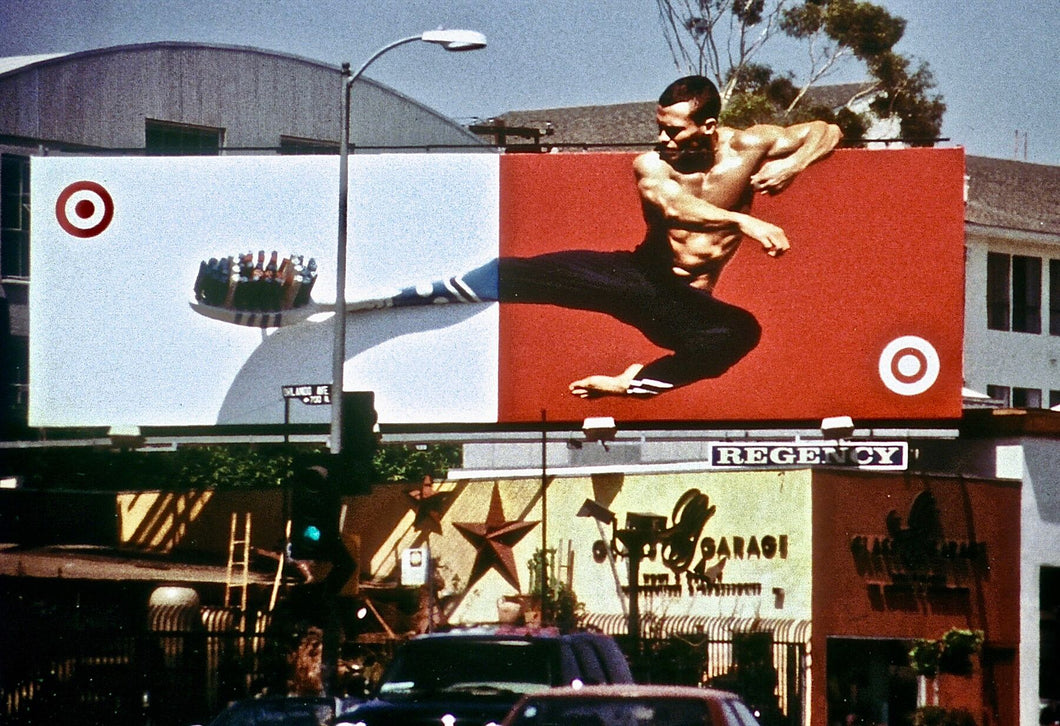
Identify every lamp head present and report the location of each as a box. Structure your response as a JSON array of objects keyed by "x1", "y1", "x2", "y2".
[
  {"x1": 577, "y1": 498, "x2": 616, "y2": 526},
  {"x1": 420, "y1": 29, "x2": 487, "y2": 51}
]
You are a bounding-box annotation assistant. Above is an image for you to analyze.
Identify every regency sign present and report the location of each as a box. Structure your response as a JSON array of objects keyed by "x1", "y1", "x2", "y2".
[{"x1": 708, "y1": 442, "x2": 908, "y2": 470}]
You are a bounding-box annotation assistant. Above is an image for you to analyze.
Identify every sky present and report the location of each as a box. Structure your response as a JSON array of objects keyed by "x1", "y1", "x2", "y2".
[{"x1": 0, "y1": 0, "x2": 1057, "y2": 166}]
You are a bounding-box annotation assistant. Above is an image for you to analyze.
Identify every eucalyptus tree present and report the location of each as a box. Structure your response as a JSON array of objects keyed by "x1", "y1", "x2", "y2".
[{"x1": 654, "y1": 0, "x2": 945, "y2": 142}]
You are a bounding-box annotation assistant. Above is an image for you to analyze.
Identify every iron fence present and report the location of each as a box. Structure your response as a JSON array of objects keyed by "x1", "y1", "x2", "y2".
[{"x1": 1, "y1": 607, "x2": 273, "y2": 726}]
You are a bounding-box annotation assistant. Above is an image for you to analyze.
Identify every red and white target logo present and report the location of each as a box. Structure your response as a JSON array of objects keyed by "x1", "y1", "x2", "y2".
[
  {"x1": 55, "y1": 181, "x2": 114, "y2": 238},
  {"x1": 878, "y1": 336, "x2": 940, "y2": 396}
]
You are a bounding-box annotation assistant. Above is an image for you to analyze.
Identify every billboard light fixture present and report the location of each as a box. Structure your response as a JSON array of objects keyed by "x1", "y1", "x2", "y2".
[
  {"x1": 108, "y1": 424, "x2": 145, "y2": 450},
  {"x1": 582, "y1": 416, "x2": 617, "y2": 443},
  {"x1": 820, "y1": 415, "x2": 856, "y2": 440}
]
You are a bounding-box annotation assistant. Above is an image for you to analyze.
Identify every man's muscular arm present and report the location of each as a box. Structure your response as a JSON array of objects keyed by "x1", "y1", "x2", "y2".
[
  {"x1": 633, "y1": 154, "x2": 790, "y2": 257},
  {"x1": 745, "y1": 120, "x2": 842, "y2": 194}
]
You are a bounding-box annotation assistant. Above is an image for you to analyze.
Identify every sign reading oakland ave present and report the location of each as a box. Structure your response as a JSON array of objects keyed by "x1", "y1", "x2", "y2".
[
  {"x1": 708, "y1": 442, "x2": 908, "y2": 471},
  {"x1": 281, "y1": 384, "x2": 331, "y2": 406}
]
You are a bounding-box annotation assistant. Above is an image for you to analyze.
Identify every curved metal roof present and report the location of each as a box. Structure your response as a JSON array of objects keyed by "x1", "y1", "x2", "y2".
[{"x1": 0, "y1": 41, "x2": 484, "y2": 147}]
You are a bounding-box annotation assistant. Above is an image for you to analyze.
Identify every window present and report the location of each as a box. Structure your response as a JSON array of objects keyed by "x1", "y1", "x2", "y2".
[
  {"x1": 1013, "y1": 387, "x2": 1042, "y2": 409},
  {"x1": 1051, "y1": 390, "x2": 1060, "y2": 409},
  {"x1": 279, "y1": 135, "x2": 339, "y2": 155},
  {"x1": 987, "y1": 252, "x2": 1042, "y2": 333},
  {"x1": 1, "y1": 334, "x2": 28, "y2": 425},
  {"x1": 986, "y1": 385, "x2": 1010, "y2": 406},
  {"x1": 1051, "y1": 259, "x2": 1060, "y2": 336},
  {"x1": 1012, "y1": 255, "x2": 1042, "y2": 333},
  {"x1": 145, "y1": 119, "x2": 223, "y2": 155},
  {"x1": 1042, "y1": 567, "x2": 1060, "y2": 701},
  {"x1": 987, "y1": 252, "x2": 1010, "y2": 330},
  {"x1": 1, "y1": 154, "x2": 30, "y2": 279}
]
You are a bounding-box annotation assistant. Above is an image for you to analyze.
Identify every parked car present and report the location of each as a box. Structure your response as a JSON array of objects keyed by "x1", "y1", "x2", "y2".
[
  {"x1": 501, "y1": 684, "x2": 763, "y2": 726},
  {"x1": 199, "y1": 695, "x2": 354, "y2": 726},
  {"x1": 334, "y1": 626, "x2": 633, "y2": 726}
]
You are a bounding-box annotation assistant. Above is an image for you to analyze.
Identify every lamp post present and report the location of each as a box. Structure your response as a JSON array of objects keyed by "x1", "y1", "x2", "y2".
[
  {"x1": 331, "y1": 29, "x2": 486, "y2": 455},
  {"x1": 577, "y1": 500, "x2": 665, "y2": 657}
]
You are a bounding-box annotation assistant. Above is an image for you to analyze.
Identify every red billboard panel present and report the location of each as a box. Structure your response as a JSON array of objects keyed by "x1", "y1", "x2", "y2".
[{"x1": 497, "y1": 148, "x2": 965, "y2": 422}]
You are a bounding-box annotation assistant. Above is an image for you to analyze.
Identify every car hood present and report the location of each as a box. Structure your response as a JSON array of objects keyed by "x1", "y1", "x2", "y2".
[{"x1": 336, "y1": 695, "x2": 516, "y2": 726}]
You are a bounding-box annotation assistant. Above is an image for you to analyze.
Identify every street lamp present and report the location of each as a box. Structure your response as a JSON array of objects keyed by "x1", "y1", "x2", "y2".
[
  {"x1": 577, "y1": 500, "x2": 666, "y2": 655},
  {"x1": 331, "y1": 29, "x2": 487, "y2": 455}
]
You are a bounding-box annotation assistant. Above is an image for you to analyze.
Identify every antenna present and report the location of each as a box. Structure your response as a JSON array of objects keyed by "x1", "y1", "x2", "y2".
[{"x1": 1014, "y1": 129, "x2": 1028, "y2": 160}]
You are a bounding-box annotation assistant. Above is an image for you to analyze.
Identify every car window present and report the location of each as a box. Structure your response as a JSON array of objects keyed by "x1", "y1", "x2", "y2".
[
  {"x1": 722, "y1": 698, "x2": 762, "y2": 726},
  {"x1": 209, "y1": 700, "x2": 334, "y2": 726},
  {"x1": 583, "y1": 636, "x2": 633, "y2": 683},
  {"x1": 379, "y1": 639, "x2": 554, "y2": 696},
  {"x1": 510, "y1": 697, "x2": 713, "y2": 726},
  {"x1": 566, "y1": 638, "x2": 607, "y2": 685}
]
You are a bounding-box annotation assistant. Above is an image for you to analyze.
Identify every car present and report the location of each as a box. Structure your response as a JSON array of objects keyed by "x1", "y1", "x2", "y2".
[
  {"x1": 500, "y1": 684, "x2": 763, "y2": 726},
  {"x1": 334, "y1": 626, "x2": 633, "y2": 726},
  {"x1": 198, "y1": 695, "x2": 355, "y2": 726}
]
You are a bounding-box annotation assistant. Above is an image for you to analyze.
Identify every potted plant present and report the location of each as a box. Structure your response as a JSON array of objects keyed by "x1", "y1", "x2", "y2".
[
  {"x1": 527, "y1": 548, "x2": 584, "y2": 631},
  {"x1": 912, "y1": 705, "x2": 977, "y2": 726},
  {"x1": 938, "y1": 628, "x2": 983, "y2": 676},
  {"x1": 909, "y1": 638, "x2": 943, "y2": 679}
]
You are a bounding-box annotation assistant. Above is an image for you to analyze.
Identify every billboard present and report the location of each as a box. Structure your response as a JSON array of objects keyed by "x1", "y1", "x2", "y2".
[{"x1": 30, "y1": 148, "x2": 964, "y2": 427}]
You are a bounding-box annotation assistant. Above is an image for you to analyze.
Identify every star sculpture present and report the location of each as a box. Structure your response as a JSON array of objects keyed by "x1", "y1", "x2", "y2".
[
  {"x1": 405, "y1": 476, "x2": 454, "y2": 535},
  {"x1": 453, "y1": 483, "x2": 539, "y2": 591}
]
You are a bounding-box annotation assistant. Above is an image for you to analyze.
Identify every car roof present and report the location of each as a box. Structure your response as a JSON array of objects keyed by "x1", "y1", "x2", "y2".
[
  {"x1": 522, "y1": 684, "x2": 741, "y2": 700},
  {"x1": 408, "y1": 625, "x2": 574, "y2": 640}
]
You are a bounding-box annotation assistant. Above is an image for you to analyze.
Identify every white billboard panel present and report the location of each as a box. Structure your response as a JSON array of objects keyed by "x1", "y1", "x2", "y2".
[{"x1": 30, "y1": 155, "x2": 500, "y2": 427}]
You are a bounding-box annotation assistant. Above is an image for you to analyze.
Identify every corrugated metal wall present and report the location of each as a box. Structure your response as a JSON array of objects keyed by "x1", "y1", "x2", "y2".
[{"x1": 0, "y1": 42, "x2": 485, "y2": 150}]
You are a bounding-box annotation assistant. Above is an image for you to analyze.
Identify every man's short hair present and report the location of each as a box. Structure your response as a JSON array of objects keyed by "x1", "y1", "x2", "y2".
[{"x1": 658, "y1": 76, "x2": 722, "y2": 124}]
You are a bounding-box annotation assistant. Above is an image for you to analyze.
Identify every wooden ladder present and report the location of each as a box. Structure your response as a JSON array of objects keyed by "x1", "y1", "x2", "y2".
[
  {"x1": 557, "y1": 539, "x2": 575, "y2": 589},
  {"x1": 225, "y1": 511, "x2": 252, "y2": 618}
]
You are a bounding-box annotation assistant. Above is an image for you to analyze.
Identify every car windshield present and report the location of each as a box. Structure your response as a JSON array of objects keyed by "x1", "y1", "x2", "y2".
[
  {"x1": 378, "y1": 639, "x2": 554, "y2": 697},
  {"x1": 509, "y1": 697, "x2": 713, "y2": 726}
]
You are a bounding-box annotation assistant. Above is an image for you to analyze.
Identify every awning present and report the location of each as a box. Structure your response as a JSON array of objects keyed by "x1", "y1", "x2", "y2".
[{"x1": 580, "y1": 612, "x2": 811, "y2": 644}]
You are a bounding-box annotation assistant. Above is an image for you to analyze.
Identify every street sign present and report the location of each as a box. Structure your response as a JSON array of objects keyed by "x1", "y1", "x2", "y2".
[{"x1": 282, "y1": 384, "x2": 331, "y2": 405}]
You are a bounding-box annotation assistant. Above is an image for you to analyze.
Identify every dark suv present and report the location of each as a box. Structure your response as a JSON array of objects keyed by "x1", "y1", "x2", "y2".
[{"x1": 334, "y1": 627, "x2": 633, "y2": 726}]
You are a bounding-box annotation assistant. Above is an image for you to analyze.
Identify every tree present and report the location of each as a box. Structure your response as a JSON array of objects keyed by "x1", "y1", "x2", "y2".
[
  {"x1": 654, "y1": 0, "x2": 945, "y2": 142},
  {"x1": 7, "y1": 442, "x2": 460, "y2": 491}
]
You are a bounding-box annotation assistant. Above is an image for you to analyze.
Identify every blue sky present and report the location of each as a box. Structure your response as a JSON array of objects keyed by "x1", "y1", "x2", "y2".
[{"x1": 1, "y1": 0, "x2": 1056, "y2": 165}]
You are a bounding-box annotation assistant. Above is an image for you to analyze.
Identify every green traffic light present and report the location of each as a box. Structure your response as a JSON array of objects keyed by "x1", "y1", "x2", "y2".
[{"x1": 302, "y1": 525, "x2": 322, "y2": 542}]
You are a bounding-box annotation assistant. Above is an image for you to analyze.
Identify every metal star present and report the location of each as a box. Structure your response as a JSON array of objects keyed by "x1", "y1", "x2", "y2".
[
  {"x1": 454, "y1": 483, "x2": 539, "y2": 591},
  {"x1": 406, "y1": 476, "x2": 454, "y2": 535}
]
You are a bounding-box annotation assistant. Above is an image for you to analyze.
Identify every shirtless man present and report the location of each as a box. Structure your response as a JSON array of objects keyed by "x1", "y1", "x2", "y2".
[
  {"x1": 568, "y1": 75, "x2": 842, "y2": 396},
  {"x1": 375, "y1": 76, "x2": 841, "y2": 398}
]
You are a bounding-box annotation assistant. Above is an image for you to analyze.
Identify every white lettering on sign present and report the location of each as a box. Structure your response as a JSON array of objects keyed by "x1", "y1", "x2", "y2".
[
  {"x1": 708, "y1": 442, "x2": 907, "y2": 471},
  {"x1": 281, "y1": 384, "x2": 331, "y2": 405}
]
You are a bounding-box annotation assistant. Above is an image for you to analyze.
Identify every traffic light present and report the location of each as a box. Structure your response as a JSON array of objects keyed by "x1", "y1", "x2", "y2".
[
  {"x1": 339, "y1": 391, "x2": 378, "y2": 494},
  {"x1": 290, "y1": 462, "x2": 339, "y2": 560}
]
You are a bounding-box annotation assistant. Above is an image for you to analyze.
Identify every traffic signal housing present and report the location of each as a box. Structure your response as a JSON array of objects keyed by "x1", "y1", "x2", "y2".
[
  {"x1": 290, "y1": 462, "x2": 339, "y2": 560},
  {"x1": 339, "y1": 391, "x2": 378, "y2": 494}
]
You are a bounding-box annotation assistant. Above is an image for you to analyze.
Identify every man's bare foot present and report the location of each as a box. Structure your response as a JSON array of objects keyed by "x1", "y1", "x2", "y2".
[{"x1": 569, "y1": 364, "x2": 643, "y2": 398}]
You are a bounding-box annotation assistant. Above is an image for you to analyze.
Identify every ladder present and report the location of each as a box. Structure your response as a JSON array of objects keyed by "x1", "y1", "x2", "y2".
[
  {"x1": 557, "y1": 539, "x2": 574, "y2": 589},
  {"x1": 225, "y1": 511, "x2": 252, "y2": 617}
]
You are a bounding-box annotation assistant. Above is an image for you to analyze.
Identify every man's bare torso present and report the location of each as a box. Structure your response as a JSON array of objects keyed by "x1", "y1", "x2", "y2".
[{"x1": 638, "y1": 127, "x2": 768, "y2": 292}]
